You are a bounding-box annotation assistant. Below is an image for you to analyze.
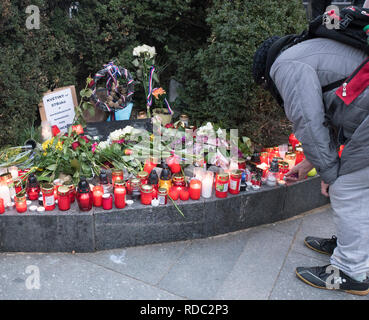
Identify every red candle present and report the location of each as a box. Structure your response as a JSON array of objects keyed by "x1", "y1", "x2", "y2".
[
  {"x1": 137, "y1": 171, "x2": 149, "y2": 185},
  {"x1": 166, "y1": 155, "x2": 181, "y2": 174},
  {"x1": 42, "y1": 183, "x2": 56, "y2": 211},
  {"x1": 229, "y1": 170, "x2": 242, "y2": 195},
  {"x1": 57, "y1": 186, "x2": 71, "y2": 211},
  {"x1": 102, "y1": 193, "x2": 113, "y2": 210},
  {"x1": 168, "y1": 186, "x2": 179, "y2": 201},
  {"x1": 143, "y1": 158, "x2": 157, "y2": 174},
  {"x1": 114, "y1": 182, "x2": 126, "y2": 209},
  {"x1": 0, "y1": 198, "x2": 5, "y2": 214},
  {"x1": 179, "y1": 187, "x2": 190, "y2": 201},
  {"x1": 215, "y1": 173, "x2": 229, "y2": 198},
  {"x1": 140, "y1": 184, "x2": 153, "y2": 205},
  {"x1": 93, "y1": 185, "x2": 104, "y2": 207},
  {"x1": 112, "y1": 169, "x2": 124, "y2": 186},
  {"x1": 14, "y1": 178, "x2": 23, "y2": 194},
  {"x1": 189, "y1": 179, "x2": 202, "y2": 200},
  {"x1": 15, "y1": 195, "x2": 27, "y2": 213},
  {"x1": 289, "y1": 133, "x2": 300, "y2": 150},
  {"x1": 260, "y1": 152, "x2": 268, "y2": 165},
  {"x1": 77, "y1": 192, "x2": 93, "y2": 211},
  {"x1": 295, "y1": 147, "x2": 305, "y2": 165},
  {"x1": 27, "y1": 187, "x2": 40, "y2": 201},
  {"x1": 65, "y1": 183, "x2": 76, "y2": 203}
]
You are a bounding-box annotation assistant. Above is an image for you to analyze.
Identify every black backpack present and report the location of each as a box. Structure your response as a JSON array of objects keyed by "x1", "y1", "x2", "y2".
[{"x1": 265, "y1": 5, "x2": 369, "y2": 106}]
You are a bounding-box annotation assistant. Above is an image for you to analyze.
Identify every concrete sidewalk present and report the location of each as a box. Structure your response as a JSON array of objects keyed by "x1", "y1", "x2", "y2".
[{"x1": 0, "y1": 205, "x2": 367, "y2": 300}]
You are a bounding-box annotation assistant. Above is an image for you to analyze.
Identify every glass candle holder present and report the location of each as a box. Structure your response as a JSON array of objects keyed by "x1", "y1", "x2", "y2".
[
  {"x1": 15, "y1": 194, "x2": 27, "y2": 213},
  {"x1": 76, "y1": 177, "x2": 93, "y2": 211},
  {"x1": 278, "y1": 144, "x2": 288, "y2": 159},
  {"x1": 215, "y1": 173, "x2": 229, "y2": 198},
  {"x1": 26, "y1": 174, "x2": 40, "y2": 200},
  {"x1": 0, "y1": 198, "x2": 5, "y2": 214},
  {"x1": 193, "y1": 167, "x2": 206, "y2": 181},
  {"x1": 172, "y1": 173, "x2": 186, "y2": 187},
  {"x1": 179, "y1": 187, "x2": 190, "y2": 201},
  {"x1": 260, "y1": 152, "x2": 269, "y2": 165},
  {"x1": 111, "y1": 169, "x2": 124, "y2": 186},
  {"x1": 64, "y1": 182, "x2": 76, "y2": 203},
  {"x1": 92, "y1": 185, "x2": 104, "y2": 207},
  {"x1": 140, "y1": 184, "x2": 153, "y2": 205},
  {"x1": 158, "y1": 188, "x2": 168, "y2": 205},
  {"x1": 285, "y1": 152, "x2": 296, "y2": 170},
  {"x1": 295, "y1": 147, "x2": 305, "y2": 165},
  {"x1": 237, "y1": 159, "x2": 246, "y2": 171},
  {"x1": 102, "y1": 193, "x2": 113, "y2": 210},
  {"x1": 278, "y1": 161, "x2": 290, "y2": 181},
  {"x1": 53, "y1": 179, "x2": 63, "y2": 201},
  {"x1": 168, "y1": 186, "x2": 179, "y2": 201},
  {"x1": 189, "y1": 179, "x2": 202, "y2": 200},
  {"x1": 14, "y1": 178, "x2": 23, "y2": 195},
  {"x1": 1, "y1": 173, "x2": 15, "y2": 200},
  {"x1": 137, "y1": 171, "x2": 149, "y2": 185},
  {"x1": 201, "y1": 171, "x2": 214, "y2": 199},
  {"x1": 42, "y1": 183, "x2": 56, "y2": 211},
  {"x1": 0, "y1": 175, "x2": 11, "y2": 207},
  {"x1": 229, "y1": 170, "x2": 242, "y2": 195},
  {"x1": 166, "y1": 155, "x2": 181, "y2": 174},
  {"x1": 143, "y1": 157, "x2": 157, "y2": 175},
  {"x1": 179, "y1": 114, "x2": 189, "y2": 127},
  {"x1": 114, "y1": 182, "x2": 126, "y2": 209},
  {"x1": 57, "y1": 186, "x2": 71, "y2": 211}
]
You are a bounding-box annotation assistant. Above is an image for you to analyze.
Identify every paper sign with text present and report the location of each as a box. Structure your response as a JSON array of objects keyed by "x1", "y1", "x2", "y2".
[{"x1": 40, "y1": 86, "x2": 77, "y2": 132}]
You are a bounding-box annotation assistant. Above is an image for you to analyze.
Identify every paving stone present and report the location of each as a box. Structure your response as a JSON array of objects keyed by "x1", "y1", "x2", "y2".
[
  {"x1": 215, "y1": 228, "x2": 293, "y2": 300},
  {"x1": 291, "y1": 207, "x2": 336, "y2": 261},
  {"x1": 157, "y1": 231, "x2": 249, "y2": 299},
  {"x1": 262, "y1": 216, "x2": 303, "y2": 237},
  {"x1": 269, "y1": 250, "x2": 368, "y2": 300},
  {"x1": 0, "y1": 253, "x2": 182, "y2": 300},
  {"x1": 77, "y1": 240, "x2": 190, "y2": 285}
]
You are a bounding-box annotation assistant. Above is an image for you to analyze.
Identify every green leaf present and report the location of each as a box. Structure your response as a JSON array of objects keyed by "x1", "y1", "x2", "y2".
[
  {"x1": 46, "y1": 164, "x2": 57, "y2": 171},
  {"x1": 80, "y1": 89, "x2": 93, "y2": 98}
]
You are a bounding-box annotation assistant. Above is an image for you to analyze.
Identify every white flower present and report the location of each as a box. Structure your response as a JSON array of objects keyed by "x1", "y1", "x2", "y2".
[
  {"x1": 122, "y1": 125, "x2": 134, "y2": 135},
  {"x1": 133, "y1": 44, "x2": 156, "y2": 59},
  {"x1": 196, "y1": 122, "x2": 215, "y2": 137},
  {"x1": 97, "y1": 141, "x2": 109, "y2": 151},
  {"x1": 109, "y1": 129, "x2": 125, "y2": 141}
]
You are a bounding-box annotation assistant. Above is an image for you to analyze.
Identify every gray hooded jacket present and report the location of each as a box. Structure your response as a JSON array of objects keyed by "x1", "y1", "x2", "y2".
[{"x1": 270, "y1": 38, "x2": 368, "y2": 184}]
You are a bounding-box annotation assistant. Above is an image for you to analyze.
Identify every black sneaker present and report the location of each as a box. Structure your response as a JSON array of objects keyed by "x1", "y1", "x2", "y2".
[
  {"x1": 304, "y1": 235, "x2": 337, "y2": 255},
  {"x1": 295, "y1": 264, "x2": 369, "y2": 296}
]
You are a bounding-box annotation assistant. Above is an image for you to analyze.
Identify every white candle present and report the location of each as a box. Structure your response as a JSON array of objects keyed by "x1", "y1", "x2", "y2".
[
  {"x1": 201, "y1": 172, "x2": 214, "y2": 198},
  {"x1": 9, "y1": 167, "x2": 18, "y2": 180},
  {"x1": 0, "y1": 185, "x2": 11, "y2": 207}
]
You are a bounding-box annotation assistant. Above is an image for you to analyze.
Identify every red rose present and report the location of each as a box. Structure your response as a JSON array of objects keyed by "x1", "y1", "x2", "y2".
[
  {"x1": 165, "y1": 123, "x2": 174, "y2": 128},
  {"x1": 80, "y1": 136, "x2": 90, "y2": 144},
  {"x1": 71, "y1": 141, "x2": 80, "y2": 150},
  {"x1": 51, "y1": 125, "x2": 60, "y2": 137}
]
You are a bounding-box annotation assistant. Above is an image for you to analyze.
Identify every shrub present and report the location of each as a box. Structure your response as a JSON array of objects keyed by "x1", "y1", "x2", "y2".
[{"x1": 174, "y1": 0, "x2": 308, "y2": 147}]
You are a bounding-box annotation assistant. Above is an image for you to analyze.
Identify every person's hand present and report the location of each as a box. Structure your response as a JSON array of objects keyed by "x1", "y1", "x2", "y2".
[
  {"x1": 321, "y1": 181, "x2": 330, "y2": 197},
  {"x1": 284, "y1": 158, "x2": 315, "y2": 185}
]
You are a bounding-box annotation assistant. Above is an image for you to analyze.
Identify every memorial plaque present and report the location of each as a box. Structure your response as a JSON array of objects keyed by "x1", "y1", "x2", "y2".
[{"x1": 84, "y1": 118, "x2": 153, "y2": 141}]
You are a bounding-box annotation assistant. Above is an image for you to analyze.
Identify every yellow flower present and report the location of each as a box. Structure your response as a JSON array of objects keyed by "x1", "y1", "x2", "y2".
[{"x1": 42, "y1": 138, "x2": 62, "y2": 152}]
